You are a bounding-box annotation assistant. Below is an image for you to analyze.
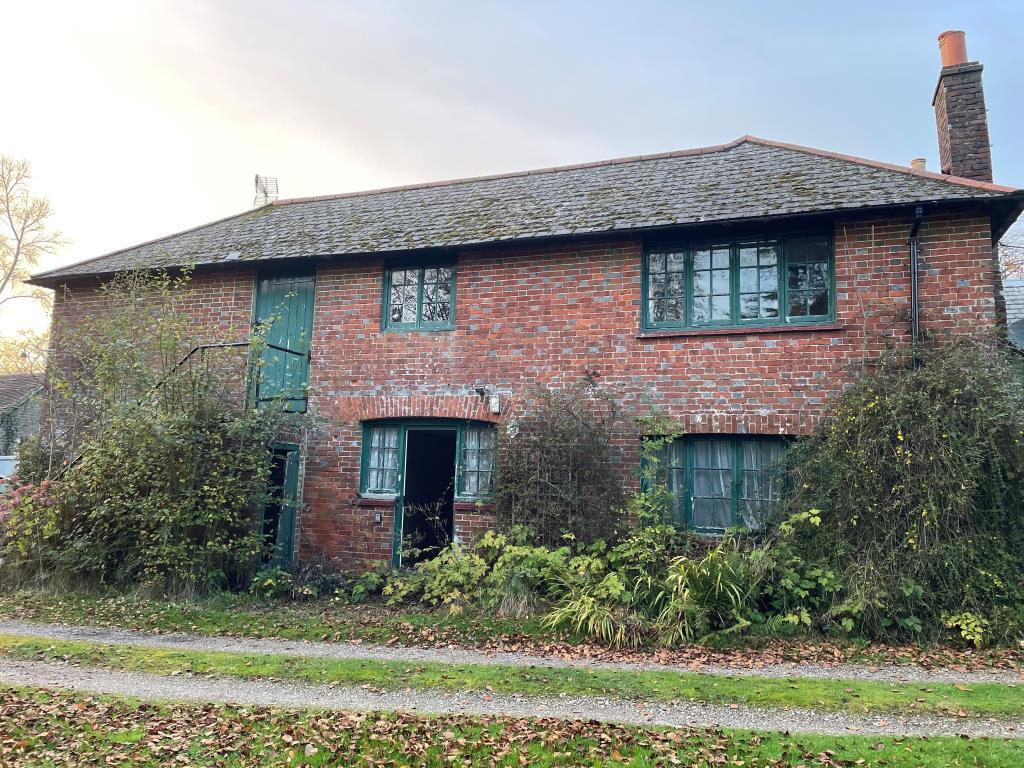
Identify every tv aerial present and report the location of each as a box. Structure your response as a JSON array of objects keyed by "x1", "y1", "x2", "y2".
[{"x1": 254, "y1": 174, "x2": 279, "y2": 206}]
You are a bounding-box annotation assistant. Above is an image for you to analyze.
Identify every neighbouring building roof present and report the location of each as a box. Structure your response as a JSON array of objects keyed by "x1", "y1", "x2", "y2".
[
  {"x1": 31, "y1": 136, "x2": 1024, "y2": 286},
  {"x1": 0, "y1": 373, "x2": 42, "y2": 456},
  {"x1": 1005, "y1": 279, "x2": 1024, "y2": 347},
  {"x1": 0, "y1": 374, "x2": 41, "y2": 414}
]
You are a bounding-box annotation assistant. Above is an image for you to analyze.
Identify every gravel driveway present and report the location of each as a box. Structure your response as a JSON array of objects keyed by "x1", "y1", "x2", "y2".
[
  {"x1": 0, "y1": 619, "x2": 1018, "y2": 686},
  {"x1": 1, "y1": 658, "x2": 1019, "y2": 739}
]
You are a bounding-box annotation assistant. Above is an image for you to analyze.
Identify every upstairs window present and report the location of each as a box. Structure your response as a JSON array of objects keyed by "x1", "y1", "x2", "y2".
[
  {"x1": 383, "y1": 265, "x2": 456, "y2": 331},
  {"x1": 643, "y1": 235, "x2": 832, "y2": 331},
  {"x1": 651, "y1": 436, "x2": 786, "y2": 533}
]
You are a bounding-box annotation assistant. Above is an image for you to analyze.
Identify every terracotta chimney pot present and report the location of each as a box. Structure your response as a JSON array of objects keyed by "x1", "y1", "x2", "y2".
[
  {"x1": 938, "y1": 30, "x2": 968, "y2": 67},
  {"x1": 910, "y1": 158, "x2": 926, "y2": 171}
]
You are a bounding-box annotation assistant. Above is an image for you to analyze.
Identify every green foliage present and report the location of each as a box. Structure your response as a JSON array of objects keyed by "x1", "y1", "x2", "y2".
[
  {"x1": 0, "y1": 270, "x2": 307, "y2": 595},
  {"x1": 494, "y1": 377, "x2": 627, "y2": 547},
  {"x1": 632, "y1": 412, "x2": 686, "y2": 526},
  {"x1": 778, "y1": 339, "x2": 1024, "y2": 643},
  {"x1": 250, "y1": 566, "x2": 294, "y2": 600}
]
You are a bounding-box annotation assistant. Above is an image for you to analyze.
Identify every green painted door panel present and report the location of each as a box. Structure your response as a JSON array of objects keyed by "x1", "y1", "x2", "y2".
[
  {"x1": 274, "y1": 446, "x2": 300, "y2": 566},
  {"x1": 254, "y1": 274, "x2": 315, "y2": 412}
]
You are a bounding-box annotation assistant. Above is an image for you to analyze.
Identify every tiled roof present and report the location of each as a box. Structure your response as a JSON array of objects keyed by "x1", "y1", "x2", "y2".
[
  {"x1": 1004, "y1": 280, "x2": 1024, "y2": 321},
  {"x1": 0, "y1": 373, "x2": 42, "y2": 413},
  {"x1": 1005, "y1": 280, "x2": 1024, "y2": 348},
  {"x1": 31, "y1": 136, "x2": 1022, "y2": 284}
]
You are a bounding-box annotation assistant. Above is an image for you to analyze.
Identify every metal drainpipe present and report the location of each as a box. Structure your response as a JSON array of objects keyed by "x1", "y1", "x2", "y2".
[{"x1": 909, "y1": 206, "x2": 924, "y2": 349}]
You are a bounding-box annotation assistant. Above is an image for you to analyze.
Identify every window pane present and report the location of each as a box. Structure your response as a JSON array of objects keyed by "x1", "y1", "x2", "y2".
[
  {"x1": 760, "y1": 294, "x2": 779, "y2": 318},
  {"x1": 694, "y1": 469, "x2": 732, "y2": 498},
  {"x1": 648, "y1": 252, "x2": 666, "y2": 273},
  {"x1": 787, "y1": 236, "x2": 830, "y2": 264},
  {"x1": 389, "y1": 287, "x2": 405, "y2": 322},
  {"x1": 691, "y1": 296, "x2": 709, "y2": 323},
  {"x1": 809, "y1": 262, "x2": 828, "y2": 290},
  {"x1": 666, "y1": 251, "x2": 686, "y2": 272},
  {"x1": 694, "y1": 440, "x2": 733, "y2": 469},
  {"x1": 666, "y1": 272, "x2": 685, "y2": 298},
  {"x1": 401, "y1": 284, "x2": 418, "y2": 322},
  {"x1": 693, "y1": 499, "x2": 733, "y2": 530},
  {"x1": 712, "y1": 247, "x2": 730, "y2": 269},
  {"x1": 740, "y1": 267, "x2": 758, "y2": 293},
  {"x1": 788, "y1": 264, "x2": 807, "y2": 290},
  {"x1": 649, "y1": 274, "x2": 665, "y2": 300},
  {"x1": 789, "y1": 291, "x2": 808, "y2": 317},
  {"x1": 711, "y1": 269, "x2": 730, "y2": 295},
  {"x1": 759, "y1": 267, "x2": 778, "y2": 293},
  {"x1": 693, "y1": 249, "x2": 711, "y2": 270},
  {"x1": 711, "y1": 295, "x2": 730, "y2": 320},
  {"x1": 808, "y1": 289, "x2": 829, "y2": 316},
  {"x1": 759, "y1": 242, "x2": 779, "y2": 266},
  {"x1": 739, "y1": 244, "x2": 758, "y2": 267},
  {"x1": 649, "y1": 299, "x2": 665, "y2": 323},
  {"x1": 665, "y1": 298, "x2": 683, "y2": 322},
  {"x1": 740, "y1": 293, "x2": 759, "y2": 320},
  {"x1": 693, "y1": 270, "x2": 711, "y2": 296},
  {"x1": 738, "y1": 439, "x2": 784, "y2": 529}
]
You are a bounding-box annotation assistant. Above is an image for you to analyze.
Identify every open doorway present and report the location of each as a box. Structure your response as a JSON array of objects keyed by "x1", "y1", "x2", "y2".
[
  {"x1": 261, "y1": 444, "x2": 299, "y2": 566},
  {"x1": 401, "y1": 429, "x2": 456, "y2": 565}
]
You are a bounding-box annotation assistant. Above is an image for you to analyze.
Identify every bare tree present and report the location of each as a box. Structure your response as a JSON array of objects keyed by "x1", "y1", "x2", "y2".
[
  {"x1": 0, "y1": 156, "x2": 63, "y2": 311},
  {"x1": 999, "y1": 227, "x2": 1024, "y2": 281}
]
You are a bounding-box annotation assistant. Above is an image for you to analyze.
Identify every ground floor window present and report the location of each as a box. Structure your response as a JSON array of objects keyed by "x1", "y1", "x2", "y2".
[{"x1": 654, "y1": 435, "x2": 786, "y2": 533}]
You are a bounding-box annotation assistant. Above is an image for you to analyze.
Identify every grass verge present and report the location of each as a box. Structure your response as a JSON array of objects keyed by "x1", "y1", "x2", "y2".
[
  {"x1": 0, "y1": 633, "x2": 1020, "y2": 718},
  {"x1": 3, "y1": 685, "x2": 1022, "y2": 768},
  {"x1": 0, "y1": 590, "x2": 553, "y2": 645}
]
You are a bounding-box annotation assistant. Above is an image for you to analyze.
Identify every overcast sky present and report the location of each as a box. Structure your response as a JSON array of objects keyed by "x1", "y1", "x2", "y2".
[{"x1": 5, "y1": 0, "x2": 1023, "y2": 333}]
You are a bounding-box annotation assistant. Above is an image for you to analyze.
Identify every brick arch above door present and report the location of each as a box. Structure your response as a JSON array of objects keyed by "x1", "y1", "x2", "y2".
[{"x1": 316, "y1": 395, "x2": 501, "y2": 424}]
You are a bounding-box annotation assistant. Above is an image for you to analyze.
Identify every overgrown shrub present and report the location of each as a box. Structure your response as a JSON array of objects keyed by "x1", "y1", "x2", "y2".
[
  {"x1": 778, "y1": 339, "x2": 1024, "y2": 642},
  {"x1": 494, "y1": 377, "x2": 627, "y2": 546},
  {"x1": 0, "y1": 270, "x2": 307, "y2": 595}
]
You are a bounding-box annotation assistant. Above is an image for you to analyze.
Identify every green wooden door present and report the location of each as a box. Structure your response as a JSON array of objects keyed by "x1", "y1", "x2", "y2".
[
  {"x1": 274, "y1": 446, "x2": 300, "y2": 566},
  {"x1": 254, "y1": 274, "x2": 315, "y2": 412}
]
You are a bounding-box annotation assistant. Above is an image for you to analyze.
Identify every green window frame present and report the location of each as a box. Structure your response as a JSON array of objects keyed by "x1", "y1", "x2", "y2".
[
  {"x1": 359, "y1": 420, "x2": 496, "y2": 500},
  {"x1": 650, "y1": 436, "x2": 786, "y2": 533},
  {"x1": 460, "y1": 426, "x2": 497, "y2": 497},
  {"x1": 642, "y1": 235, "x2": 833, "y2": 331},
  {"x1": 382, "y1": 264, "x2": 456, "y2": 331}
]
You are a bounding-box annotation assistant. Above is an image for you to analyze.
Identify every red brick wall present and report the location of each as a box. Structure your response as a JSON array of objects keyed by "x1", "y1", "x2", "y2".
[
  {"x1": 50, "y1": 268, "x2": 255, "y2": 344},
  {"x1": 47, "y1": 212, "x2": 1002, "y2": 568},
  {"x1": 300, "y1": 211, "x2": 1000, "y2": 566}
]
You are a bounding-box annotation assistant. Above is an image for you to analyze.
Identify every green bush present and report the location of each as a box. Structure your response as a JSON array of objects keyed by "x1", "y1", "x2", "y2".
[
  {"x1": 494, "y1": 378, "x2": 627, "y2": 547},
  {"x1": 778, "y1": 339, "x2": 1024, "y2": 643},
  {"x1": 9, "y1": 401, "x2": 283, "y2": 594},
  {"x1": 0, "y1": 269, "x2": 308, "y2": 595}
]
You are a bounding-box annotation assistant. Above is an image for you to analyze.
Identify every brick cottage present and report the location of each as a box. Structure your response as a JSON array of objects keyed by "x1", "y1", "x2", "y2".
[{"x1": 31, "y1": 32, "x2": 1023, "y2": 568}]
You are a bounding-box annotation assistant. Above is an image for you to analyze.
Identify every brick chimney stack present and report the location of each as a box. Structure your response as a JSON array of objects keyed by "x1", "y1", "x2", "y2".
[{"x1": 932, "y1": 30, "x2": 993, "y2": 182}]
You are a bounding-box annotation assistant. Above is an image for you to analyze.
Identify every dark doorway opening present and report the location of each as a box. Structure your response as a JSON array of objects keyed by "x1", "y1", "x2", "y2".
[
  {"x1": 402, "y1": 429, "x2": 456, "y2": 565},
  {"x1": 261, "y1": 445, "x2": 299, "y2": 566}
]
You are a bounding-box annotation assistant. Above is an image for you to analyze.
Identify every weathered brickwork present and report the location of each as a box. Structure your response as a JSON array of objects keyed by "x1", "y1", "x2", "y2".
[
  {"x1": 50, "y1": 268, "x2": 256, "y2": 344},
  {"x1": 933, "y1": 63, "x2": 993, "y2": 183},
  {"x1": 49, "y1": 212, "x2": 1002, "y2": 568}
]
